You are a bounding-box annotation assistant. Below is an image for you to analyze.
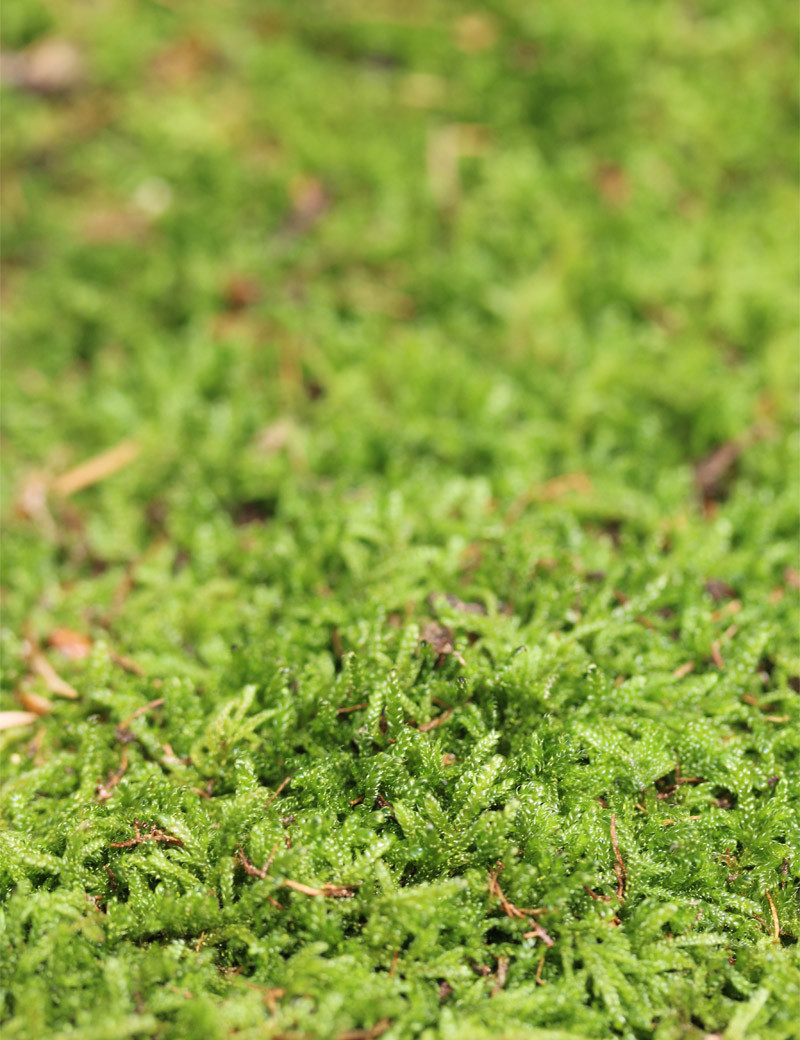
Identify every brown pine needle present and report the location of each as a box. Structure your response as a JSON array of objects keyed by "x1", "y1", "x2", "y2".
[
  {"x1": 265, "y1": 776, "x2": 291, "y2": 808},
  {"x1": 52, "y1": 439, "x2": 140, "y2": 497},
  {"x1": 417, "y1": 708, "x2": 453, "y2": 732},
  {"x1": 491, "y1": 956, "x2": 509, "y2": 996},
  {"x1": 117, "y1": 697, "x2": 165, "y2": 733},
  {"x1": 610, "y1": 814, "x2": 626, "y2": 901},
  {"x1": 766, "y1": 890, "x2": 780, "y2": 942},
  {"x1": 535, "y1": 953, "x2": 547, "y2": 985},
  {"x1": 282, "y1": 879, "x2": 358, "y2": 898},
  {"x1": 710, "y1": 640, "x2": 725, "y2": 669},
  {"x1": 336, "y1": 703, "x2": 368, "y2": 715},
  {"x1": 111, "y1": 652, "x2": 146, "y2": 676},
  {"x1": 672, "y1": 661, "x2": 695, "y2": 679}
]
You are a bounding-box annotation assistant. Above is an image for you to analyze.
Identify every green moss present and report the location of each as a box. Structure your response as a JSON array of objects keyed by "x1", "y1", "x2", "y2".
[{"x1": 1, "y1": 1, "x2": 798, "y2": 1038}]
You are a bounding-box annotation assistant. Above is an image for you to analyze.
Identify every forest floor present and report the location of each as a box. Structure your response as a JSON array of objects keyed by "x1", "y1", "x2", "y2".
[{"x1": 1, "y1": 2, "x2": 798, "y2": 1038}]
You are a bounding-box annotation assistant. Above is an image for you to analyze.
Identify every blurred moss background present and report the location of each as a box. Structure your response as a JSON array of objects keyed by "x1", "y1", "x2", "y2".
[{"x1": 2, "y1": 0, "x2": 797, "y2": 623}]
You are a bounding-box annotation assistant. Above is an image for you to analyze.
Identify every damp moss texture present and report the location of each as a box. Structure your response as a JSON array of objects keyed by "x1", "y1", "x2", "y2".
[{"x1": 1, "y1": 2, "x2": 799, "y2": 1039}]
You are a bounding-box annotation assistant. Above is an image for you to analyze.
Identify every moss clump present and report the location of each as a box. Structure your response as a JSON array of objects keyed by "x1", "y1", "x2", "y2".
[{"x1": 1, "y1": 1, "x2": 798, "y2": 1038}]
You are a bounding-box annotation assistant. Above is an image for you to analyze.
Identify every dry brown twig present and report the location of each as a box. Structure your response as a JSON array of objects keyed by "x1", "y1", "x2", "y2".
[
  {"x1": 110, "y1": 820, "x2": 183, "y2": 848},
  {"x1": 765, "y1": 890, "x2": 780, "y2": 942},
  {"x1": 487, "y1": 862, "x2": 543, "y2": 919},
  {"x1": 116, "y1": 697, "x2": 165, "y2": 737},
  {"x1": 236, "y1": 846, "x2": 357, "y2": 899},
  {"x1": 236, "y1": 841, "x2": 280, "y2": 880},
  {"x1": 416, "y1": 708, "x2": 454, "y2": 733},
  {"x1": 522, "y1": 921, "x2": 555, "y2": 947},
  {"x1": 610, "y1": 814, "x2": 626, "y2": 901},
  {"x1": 583, "y1": 885, "x2": 612, "y2": 903},
  {"x1": 487, "y1": 862, "x2": 554, "y2": 947},
  {"x1": 96, "y1": 748, "x2": 129, "y2": 802}
]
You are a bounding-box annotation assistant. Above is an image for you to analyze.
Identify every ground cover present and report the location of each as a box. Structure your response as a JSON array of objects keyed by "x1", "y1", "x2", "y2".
[{"x1": 1, "y1": 1, "x2": 798, "y2": 1038}]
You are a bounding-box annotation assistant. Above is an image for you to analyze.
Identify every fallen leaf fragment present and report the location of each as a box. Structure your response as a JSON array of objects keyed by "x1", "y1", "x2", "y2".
[
  {"x1": 427, "y1": 123, "x2": 490, "y2": 208},
  {"x1": 694, "y1": 425, "x2": 768, "y2": 505},
  {"x1": 256, "y1": 419, "x2": 293, "y2": 454},
  {"x1": 223, "y1": 273, "x2": 261, "y2": 311},
  {"x1": 48, "y1": 627, "x2": 92, "y2": 660},
  {"x1": 279, "y1": 176, "x2": 330, "y2": 238},
  {"x1": 81, "y1": 208, "x2": 148, "y2": 244},
  {"x1": 694, "y1": 440, "x2": 742, "y2": 503},
  {"x1": 595, "y1": 161, "x2": 630, "y2": 208},
  {"x1": 0, "y1": 711, "x2": 38, "y2": 731},
  {"x1": 1, "y1": 39, "x2": 83, "y2": 94},
  {"x1": 111, "y1": 653, "x2": 145, "y2": 676},
  {"x1": 14, "y1": 471, "x2": 55, "y2": 534},
  {"x1": 430, "y1": 592, "x2": 487, "y2": 615},
  {"x1": 18, "y1": 690, "x2": 53, "y2": 716},
  {"x1": 454, "y1": 13, "x2": 497, "y2": 52},
  {"x1": 150, "y1": 35, "x2": 217, "y2": 87},
  {"x1": 420, "y1": 621, "x2": 465, "y2": 665},
  {"x1": 30, "y1": 651, "x2": 78, "y2": 699},
  {"x1": 705, "y1": 579, "x2": 737, "y2": 602},
  {"x1": 505, "y1": 472, "x2": 592, "y2": 525},
  {"x1": 52, "y1": 439, "x2": 140, "y2": 497},
  {"x1": 337, "y1": 1021, "x2": 391, "y2": 1040}
]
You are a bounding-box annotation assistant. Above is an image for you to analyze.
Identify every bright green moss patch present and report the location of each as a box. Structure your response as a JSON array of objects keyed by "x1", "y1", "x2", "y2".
[{"x1": 1, "y1": 1, "x2": 798, "y2": 1038}]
